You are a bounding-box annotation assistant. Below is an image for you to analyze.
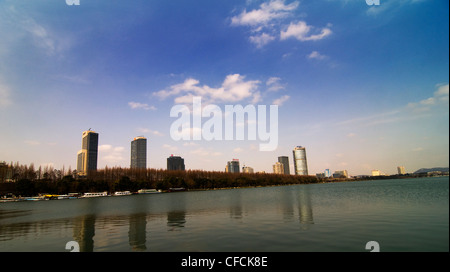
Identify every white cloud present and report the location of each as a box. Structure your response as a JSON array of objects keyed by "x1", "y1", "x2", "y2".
[
  {"x1": 407, "y1": 83, "x2": 449, "y2": 112},
  {"x1": 230, "y1": 1, "x2": 331, "y2": 47},
  {"x1": 266, "y1": 77, "x2": 281, "y2": 86},
  {"x1": 24, "y1": 140, "x2": 41, "y2": 146},
  {"x1": 23, "y1": 18, "x2": 56, "y2": 55},
  {"x1": 137, "y1": 127, "x2": 164, "y2": 136},
  {"x1": 99, "y1": 144, "x2": 112, "y2": 151},
  {"x1": 128, "y1": 102, "x2": 156, "y2": 111},
  {"x1": 162, "y1": 144, "x2": 178, "y2": 152},
  {"x1": 307, "y1": 51, "x2": 327, "y2": 60},
  {"x1": 336, "y1": 83, "x2": 449, "y2": 128},
  {"x1": 183, "y1": 142, "x2": 198, "y2": 147},
  {"x1": 434, "y1": 83, "x2": 449, "y2": 102},
  {"x1": 249, "y1": 33, "x2": 276, "y2": 48},
  {"x1": 231, "y1": 0, "x2": 299, "y2": 27},
  {"x1": 190, "y1": 147, "x2": 210, "y2": 157},
  {"x1": 420, "y1": 97, "x2": 435, "y2": 106},
  {"x1": 154, "y1": 78, "x2": 201, "y2": 100},
  {"x1": 266, "y1": 77, "x2": 285, "y2": 92},
  {"x1": 251, "y1": 91, "x2": 262, "y2": 104},
  {"x1": 0, "y1": 4, "x2": 74, "y2": 58},
  {"x1": 154, "y1": 74, "x2": 261, "y2": 105},
  {"x1": 99, "y1": 144, "x2": 126, "y2": 166},
  {"x1": 272, "y1": 95, "x2": 290, "y2": 106},
  {"x1": 190, "y1": 147, "x2": 224, "y2": 157},
  {"x1": 280, "y1": 21, "x2": 332, "y2": 41}
]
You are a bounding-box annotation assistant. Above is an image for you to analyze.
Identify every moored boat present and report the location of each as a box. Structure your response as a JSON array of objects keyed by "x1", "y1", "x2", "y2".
[
  {"x1": 137, "y1": 189, "x2": 161, "y2": 194},
  {"x1": 114, "y1": 191, "x2": 132, "y2": 196},
  {"x1": 168, "y1": 187, "x2": 186, "y2": 192},
  {"x1": 82, "y1": 192, "x2": 108, "y2": 198}
]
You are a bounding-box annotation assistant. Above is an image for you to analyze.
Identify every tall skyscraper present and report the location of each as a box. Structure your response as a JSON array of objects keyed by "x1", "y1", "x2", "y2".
[
  {"x1": 397, "y1": 166, "x2": 406, "y2": 175},
  {"x1": 131, "y1": 136, "x2": 147, "y2": 169},
  {"x1": 278, "y1": 156, "x2": 290, "y2": 175},
  {"x1": 77, "y1": 130, "x2": 99, "y2": 175},
  {"x1": 167, "y1": 155, "x2": 185, "y2": 171},
  {"x1": 273, "y1": 162, "x2": 284, "y2": 174},
  {"x1": 226, "y1": 159, "x2": 240, "y2": 173},
  {"x1": 293, "y1": 146, "x2": 308, "y2": 176}
]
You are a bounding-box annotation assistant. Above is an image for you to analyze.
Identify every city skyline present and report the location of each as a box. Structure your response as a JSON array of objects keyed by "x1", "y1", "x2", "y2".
[{"x1": 0, "y1": 0, "x2": 448, "y2": 176}]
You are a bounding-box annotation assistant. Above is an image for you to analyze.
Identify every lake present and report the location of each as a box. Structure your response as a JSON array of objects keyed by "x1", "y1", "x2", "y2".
[{"x1": 0, "y1": 176, "x2": 448, "y2": 252}]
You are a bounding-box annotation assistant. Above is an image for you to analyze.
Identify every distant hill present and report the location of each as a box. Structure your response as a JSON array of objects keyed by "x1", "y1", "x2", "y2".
[{"x1": 414, "y1": 167, "x2": 449, "y2": 174}]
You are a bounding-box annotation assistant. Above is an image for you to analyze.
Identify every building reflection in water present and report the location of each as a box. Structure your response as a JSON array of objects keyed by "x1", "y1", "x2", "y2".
[
  {"x1": 128, "y1": 213, "x2": 147, "y2": 251},
  {"x1": 67, "y1": 186, "x2": 314, "y2": 251},
  {"x1": 167, "y1": 211, "x2": 186, "y2": 231},
  {"x1": 72, "y1": 214, "x2": 96, "y2": 252},
  {"x1": 167, "y1": 193, "x2": 187, "y2": 231},
  {"x1": 281, "y1": 188, "x2": 295, "y2": 222},
  {"x1": 297, "y1": 186, "x2": 314, "y2": 230},
  {"x1": 229, "y1": 189, "x2": 243, "y2": 219}
]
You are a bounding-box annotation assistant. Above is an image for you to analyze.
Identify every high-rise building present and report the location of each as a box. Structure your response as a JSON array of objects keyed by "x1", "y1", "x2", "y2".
[
  {"x1": 372, "y1": 170, "x2": 383, "y2": 176},
  {"x1": 397, "y1": 166, "x2": 406, "y2": 175},
  {"x1": 293, "y1": 146, "x2": 308, "y2": 175},
  {"x1": 167, "y1": 155, "x2": 185, "y2": 171},
  {"x1": 131, "y1": 136, "x2": 147, "y2": 169},
  {"x1": 333, "y1": 170, "x2": 349, "y2": 178},
  {"x1": 226, "y1": 159, "x2": 240, "y2": 173},
  {"x1": 278, "y1": 156, "x2": 290, "y2": 175},
  {"x1": 76, "y1": 130, "x2": 99, "y2": 175},
  {"x1": 242, "y1": 166, "x2": 254, "y2": 174},
  {"x1": 324, "y1": 169, "x2": 331, "y2": 178},
  {"x1": 273, "y1": 162, "x2": 284, "y2": 174}
]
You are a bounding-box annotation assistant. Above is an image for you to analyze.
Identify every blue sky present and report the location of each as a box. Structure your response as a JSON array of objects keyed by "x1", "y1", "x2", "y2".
[{"x1": 0, "y1": 0, "x2": 448, "y2": 175}]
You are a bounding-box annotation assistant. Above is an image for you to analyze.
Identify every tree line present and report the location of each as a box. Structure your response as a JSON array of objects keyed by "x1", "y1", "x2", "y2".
[{"x1": 0, "y1": 162, "x2": 319, "y2": 196}]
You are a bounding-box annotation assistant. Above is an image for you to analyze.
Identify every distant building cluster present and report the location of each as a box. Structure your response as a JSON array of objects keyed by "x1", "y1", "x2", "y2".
[
  {"x1": 0, "y1": 130, "x2": 445, "y2": 187},
  {"x1": 73, "y1": 131, "x2": 314, "y2": 177},
  {"x1": 70, "y1": 130, "x2": 416, "y2": 178}
]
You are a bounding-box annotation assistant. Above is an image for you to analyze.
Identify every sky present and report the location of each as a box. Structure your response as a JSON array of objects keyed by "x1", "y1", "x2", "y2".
[{"x1": 0, "y1": 0, "x2": 448, "y2": 176}]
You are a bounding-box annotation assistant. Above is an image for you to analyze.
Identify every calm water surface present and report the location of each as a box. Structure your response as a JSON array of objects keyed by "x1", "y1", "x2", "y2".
[{"x1": 0, "y1": 177, "x2": 448, "y2": 252}]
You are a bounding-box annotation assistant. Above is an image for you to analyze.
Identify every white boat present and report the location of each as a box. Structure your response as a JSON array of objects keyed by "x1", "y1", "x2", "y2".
[
  {"x1": 25, "y1": 196, "x2": 45, "y2": 201},
  {"x1": 137, "y1": 189, "x2": 161, "y2": 194},
  {"x1": 82, "y1": 192, "x2": 108, "y2": 198},
  {"x1": 114, "y1": 191, "x2": 131, "y2": 196}
]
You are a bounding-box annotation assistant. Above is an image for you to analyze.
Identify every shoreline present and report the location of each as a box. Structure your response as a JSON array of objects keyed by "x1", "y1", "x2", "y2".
[{"x1": 2, "y1": 175, "x2": 447, "y2": 203}]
